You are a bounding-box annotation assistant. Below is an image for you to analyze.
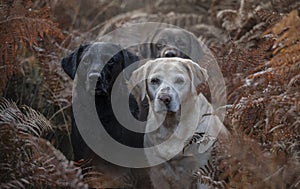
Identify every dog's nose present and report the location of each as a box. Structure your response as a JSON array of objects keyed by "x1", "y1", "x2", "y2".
[
  {"x1": 164, "y1": 49, "x2": 177, "y2": 57},
  {"x1": 158, "y1": 93, "x2": 171, "y2": 105},
  {"x1": 88, "y1": 72, "x2": 100, "y2": 81}
]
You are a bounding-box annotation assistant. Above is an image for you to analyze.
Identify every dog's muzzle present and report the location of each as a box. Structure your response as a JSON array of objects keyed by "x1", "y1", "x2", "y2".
[
  {"x1": 160, "y1": 47, "x2": 190, "y2": 59},
  {"x1": 163, "y1": 49, "x2": 178, "y2": 57},
  {"x1": 88, "y1": 72, "x2": 109, "y2": 96},
  {"x1": 158, "y1": 93, "x2": 171, "y2": 105},
  {"x1": 154, "y1": 90, "x2": 180, "y2": 112}
]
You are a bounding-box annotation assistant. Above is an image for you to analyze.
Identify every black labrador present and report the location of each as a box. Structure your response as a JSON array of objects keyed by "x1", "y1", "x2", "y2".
[{"x1": 61, "y1": 42, "x2": 150, "y2": 188}]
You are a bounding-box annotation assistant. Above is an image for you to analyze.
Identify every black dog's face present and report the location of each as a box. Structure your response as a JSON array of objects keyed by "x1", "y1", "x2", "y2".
[
  {"x1": 61, "y1": 42, "x2": 136, "y2": 96},
  {"x1": 141, "y1": 28, "x2": 192, "y2": 59},
  {"x1": 81, "y1": 44, "x2": 126, "y2": 96}
]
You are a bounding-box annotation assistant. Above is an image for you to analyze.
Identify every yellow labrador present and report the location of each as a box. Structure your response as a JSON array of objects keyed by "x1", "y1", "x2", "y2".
[{"x1": 129, "y1": 58, "x2": 228, "y2": 189}]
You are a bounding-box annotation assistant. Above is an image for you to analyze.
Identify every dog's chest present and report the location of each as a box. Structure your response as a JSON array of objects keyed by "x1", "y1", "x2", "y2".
[{"x1": 148, "y1": 114, "x2": 179, "y2": 143}]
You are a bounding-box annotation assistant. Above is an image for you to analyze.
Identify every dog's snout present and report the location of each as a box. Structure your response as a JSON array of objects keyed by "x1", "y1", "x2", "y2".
[
  {"x1": 161, "y1": 86, "x2": 170, "y2": 92},
  {"x1": 88, "y1": 72, "x2": 100, "y2": 81},
  {"x1": 164, "y1": 49, "x2": 177, "y2": 57},
  {"x1": 158, "y1": 93, "x2": 171, "y2": 105}
]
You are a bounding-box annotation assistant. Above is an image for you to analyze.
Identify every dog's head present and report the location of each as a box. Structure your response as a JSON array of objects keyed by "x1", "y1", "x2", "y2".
[
  {"x1": 129, "y1": 58, "x2": 208, "y2": 113},
  {"x1": 140, "y1": 28, "x2": 203, "y2": 61},
  {"x1": 61, "y1": 42, "x2": 137, "y2": 96}
]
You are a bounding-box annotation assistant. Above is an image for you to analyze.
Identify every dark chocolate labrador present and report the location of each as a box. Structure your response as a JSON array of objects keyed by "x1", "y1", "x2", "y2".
[{"x1": 139, "y1": 28, "x2": 203, "y2": 61}]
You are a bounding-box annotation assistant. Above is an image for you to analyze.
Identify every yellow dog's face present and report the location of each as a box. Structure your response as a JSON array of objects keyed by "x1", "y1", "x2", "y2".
[{"x1": 130, "y1": 58, "x2": 208, "y2": 113}]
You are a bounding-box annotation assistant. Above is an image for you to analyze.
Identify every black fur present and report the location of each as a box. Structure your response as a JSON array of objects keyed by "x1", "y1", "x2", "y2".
[
  {"x1": 61, "y1": 42, "x2": 143, "y2": 161},
  {"x1": 61, "y1": 44, "x2": 90, "y2": 80}
]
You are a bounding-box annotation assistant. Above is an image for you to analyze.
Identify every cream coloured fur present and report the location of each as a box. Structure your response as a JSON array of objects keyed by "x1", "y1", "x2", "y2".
[{"x1": 129, "y1": 58, "x2": 229, "y2": 189}]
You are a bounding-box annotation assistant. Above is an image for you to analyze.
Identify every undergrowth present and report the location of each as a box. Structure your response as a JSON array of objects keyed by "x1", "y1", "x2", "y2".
[{"x1": 0, "y1": 0, "x2": 299, "y2": 188}]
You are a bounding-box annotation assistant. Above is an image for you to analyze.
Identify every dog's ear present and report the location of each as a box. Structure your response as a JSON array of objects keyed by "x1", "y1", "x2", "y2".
[
  {"x1": 121, "y1": 49, "x2": 131, "y2": 68},
  {"x1": 188, "y1": 31, "x2": 204, "y2": 63},
  {"x1": 128, "y1": 60, "x2": 152, "y2": 102},
  {"x1": 122, "y1": 49, "x2": 139, "y2": 72},
  {"x1": 138, "y1": 43, "x2": 149, "y2": 58},
  {"x1": 121, "y1": 49, "x2": 140, "y2": 81},
  {"x1": 61, "y1": 44, "x2": 90, "y2": 79},
  {"x1": 183, "y1": 60, "x2": 208, "y2": 94},
  {"x1": 139, "y1": 29, "x2": 161, "y2": 58}
]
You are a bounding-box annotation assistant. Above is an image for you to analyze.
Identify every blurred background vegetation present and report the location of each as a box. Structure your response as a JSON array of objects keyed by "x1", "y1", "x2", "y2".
[{"x1": 0, "y1": 0, "x2": 299, "y2": 188}]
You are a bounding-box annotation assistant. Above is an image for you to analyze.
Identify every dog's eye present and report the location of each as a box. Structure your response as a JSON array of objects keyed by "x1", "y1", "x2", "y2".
[
  {"x1": 156, "y1": 39, "x2": 166, "y2": 50},
  {"x1": 82, "y1": 57, "x2": 90, "y2": 65},
  {"x1": 113, "y1": 55, "x2": 120, "y2": 63},
  {"x1": 150, "y1": 78, "x2": 161, "y2": 85},
  {"x1": 156, "y1": 43, "x2": 163, "y2": 50},
  {"x1": 175, "y1": 77, "x2": 184, "y2": 84},
  {"x1": 107, "y1": 58, "x2": 115, "y2": 66}
]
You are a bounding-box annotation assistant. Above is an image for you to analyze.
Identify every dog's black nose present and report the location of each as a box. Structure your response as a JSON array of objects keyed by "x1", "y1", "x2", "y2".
[
  {"x1": 164, "y1": 49, "x2": 177, "y2": 57},
  {"x1": 158, "y1": 93, "x2": 171, "y2": 105},
  {"x1": 88, "y1": 72, "x2": 100, "y2": 81}
]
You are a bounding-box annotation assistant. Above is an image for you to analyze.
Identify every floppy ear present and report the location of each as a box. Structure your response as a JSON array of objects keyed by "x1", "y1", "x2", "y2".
[
  {"x1": 140, "y1": 43, "x2": 158, "y2": 59},
  {"x1": 139, "y1": 29, "x2": 161, "y2": 58},
  {"x1": 128, "y1": 61, "x2": 153, "y2": 102},
  {"x1": 188, "y1": 31, "x2": 204, "y2": 63},
  {"x1": 122, "y1": 49, "x2": 139, "y2": 69},
  {"x1": 121, "y1": 49, "x2": 130, "y2": 68},
  {"x1": 183, "y1": 60, "x2": 208, "y2": 94},
  {"x1": 61, "y1": 44, "x2": 90, "y2": 79},
  {"x1": 121, "y1": 49, "x2": 139, "y2": 79},
  {"x1": 138, "y1": 43, "x2": 150, "y2": 59}
]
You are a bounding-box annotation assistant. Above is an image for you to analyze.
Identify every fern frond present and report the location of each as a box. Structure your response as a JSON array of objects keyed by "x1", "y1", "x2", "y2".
[
  {"x1": 193, "y1": 24, "x2": 227, "y2": 48},
  {"x1": 0, "y1": 97, "x2": 87, "y2": 188},
  {"x1": 98, "y1": 11, "x2": 207, "y2": 37},
  {"x1": 214, "y1": 0, "x2": 260, "y2": 40},
  {"x1": 263, "y1": 10, "x2": 300, "y2": 55},
  {"x1": 217, "y1": 135, "x2": 300, "y2": 189},
  {"x1": 236, "y1": 22, "x2": 268, "y2": 48},
  {"x1": 270, "y1": 0, "x2": 300, "y2": 13},
  {"x1": 256, "y1": 9, "x2": 283, "y2": 26},
  {"x1": 0, "y1": 0, "x2": 64, "y2": 95},
  {"x1": 0, "y1": 98, "x2": 52, "y2": 136},
  {"x1": 0, "y1": 122, "x2": 87, "y2": 189},
  {"x1": 194, "y1": 165, "x2": 226, "y2": 189},
  {"x1": 270, "y1": 51, "x2": 300, "y2": 66}
]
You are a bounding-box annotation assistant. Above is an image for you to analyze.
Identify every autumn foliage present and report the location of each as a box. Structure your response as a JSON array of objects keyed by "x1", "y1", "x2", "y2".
[{"x1": 0, "y1": 0, "x2": 299, "y2": 188}]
